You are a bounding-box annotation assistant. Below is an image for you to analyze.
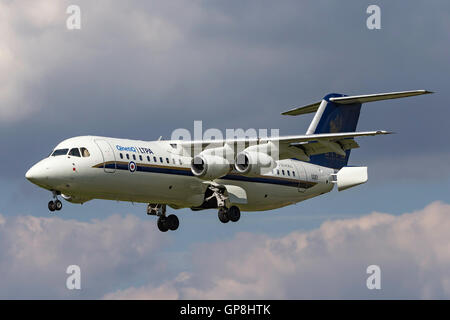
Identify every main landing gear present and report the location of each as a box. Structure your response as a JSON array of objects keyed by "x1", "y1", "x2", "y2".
[
  {"x1": 202, "y1": 185, "x2": 241, "y2": 224},
  {"x1": 48, "y1": 191, "x2": 62, "y2": 212},
  {"x1": 199, "y1": 185, "x2": 242, "y2": 225},
  {"x1": 157, "y1": 214, "x2": 179, "y2": 232},
  {"x1": 147, "y1": 203, "x2": 179, "y2": 232},
  {"x1": 218, "y1": 206, "x2": 241, "y2": 224}
]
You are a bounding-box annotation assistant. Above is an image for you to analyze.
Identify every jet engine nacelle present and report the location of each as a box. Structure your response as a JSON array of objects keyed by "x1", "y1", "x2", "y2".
[
  {"x1": 235, "y1": 151, "x2": 275, "y2": 176},
  {"x1": 191, "y1": 154, "x2": 231, "y2": 180}
]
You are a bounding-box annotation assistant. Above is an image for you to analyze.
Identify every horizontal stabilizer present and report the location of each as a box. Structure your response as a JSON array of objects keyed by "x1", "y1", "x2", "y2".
[
  {"x1": 281, "y1": 101, "x2": 322, "y2": 116},
  {"x1": 282, "y1": 90, "x2": 432, "y2": 116},
  {"x1": 282, "y1": 101, "x2": 322, "y2": 116},
  {"x1": 329, "y1": 90, "x2": 433, "y2": 105}
]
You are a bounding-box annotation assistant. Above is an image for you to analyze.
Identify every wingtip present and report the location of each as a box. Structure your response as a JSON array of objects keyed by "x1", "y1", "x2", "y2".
[{"x1": 376, "y1": 130, "x2": 395, "y2": 135}]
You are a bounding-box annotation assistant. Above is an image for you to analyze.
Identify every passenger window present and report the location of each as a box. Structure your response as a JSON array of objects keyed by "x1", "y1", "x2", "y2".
[
  {"x1": 120, "y1": 153, "x2": 123, "y2": 159},
  {"x1": 147, "y1": 156, "x2": 150, "y2": 162},
  {"x1": 293, "y1": 171, "x2": 296, "y2": 177},
  {"x1": 133, "y1": 155, "x2": 136, "y2": 160},
  {"x1": 166, "y1": 158, "x2": 169, "y2": 164},
  {"x1": 277, "y1": 170, "x2": 280, "y2": 175},
  {"x1": 287, "y1": 170, "x2": 290, "y2": 176},
  {"x1": 139, "y1": 155, "x2": 143, "y2": 161},
  {"x1": 282, "y1": 170, "x2": 285, "y2": 175},
  {"x1": 126, "y1": 154, "x2": 130, "y2": 160},
  {"x1": 80, "y1": 147, "x2": 90, "y2": 157},
  {"x1": 153, "y1": 156, "x2": 157, "y2": 162},
  {"x1": 179, "y1": 159, "x2": 182, "y2": 165},
  {"x1": 159, "y1": 157, "x2": 163, "y2": 163},
  {"x1": 69, "y1": 148, "x2": 81, "y2": 157}
]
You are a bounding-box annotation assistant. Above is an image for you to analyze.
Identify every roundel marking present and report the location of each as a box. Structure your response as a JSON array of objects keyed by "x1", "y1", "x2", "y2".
[{"x1": 128, "y1": 161, "x2": 137, "y2": 173}]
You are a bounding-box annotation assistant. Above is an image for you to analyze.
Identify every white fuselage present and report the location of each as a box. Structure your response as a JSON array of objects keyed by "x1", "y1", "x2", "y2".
[{"x1": 26, "y1": 136, "x2": 335, "y2": 211}]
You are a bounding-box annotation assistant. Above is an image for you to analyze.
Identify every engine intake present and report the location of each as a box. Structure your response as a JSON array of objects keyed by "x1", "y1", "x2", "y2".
[
  {"x1": 191, "y1": 154, "x2": 231, "y2": 180},
  {"x1": 235, "y1": 151, "x2": 275, "y2": 176}
]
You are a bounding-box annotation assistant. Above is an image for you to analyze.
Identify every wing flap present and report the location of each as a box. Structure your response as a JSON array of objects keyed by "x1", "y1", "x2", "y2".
[
  {"x1": 281, "y1": 130, "x2": 391, "y2": 144},
  {"x1": 288, "y1": 138, "x2": 360, "y2": 159}
]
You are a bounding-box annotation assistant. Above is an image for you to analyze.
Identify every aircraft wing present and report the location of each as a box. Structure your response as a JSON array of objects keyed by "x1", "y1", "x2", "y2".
[
  {"x1": 175, "y1": 130, "x2": 391, "y2": 161},
  {"x1": 278, "y1": 131, "x2": 391, "y2": 160}
]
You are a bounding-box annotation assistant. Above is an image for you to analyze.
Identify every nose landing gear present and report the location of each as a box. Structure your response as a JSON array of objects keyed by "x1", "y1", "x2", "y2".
[
  {"x1": 48, "y1": 191, "x2": 62, "y2": 212},
  {"x1": 48, "y1": 200, "x2": 62, "y2": 212}
]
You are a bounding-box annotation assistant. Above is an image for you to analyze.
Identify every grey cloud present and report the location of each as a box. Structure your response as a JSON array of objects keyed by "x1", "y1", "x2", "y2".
[
  {"x1": 0, "y1": 0, "x2": 448, "y2": 299},
  {"x1": 0, "y1": 213, "x2": 168, "y2": 298},
  {"x1": 0, "y1": 0, "x2": 449, "y2": 182},
  {"x1": 1, "y1": 201, "x2": 450, "y2": 299},
  {"x1": 105, "y1": 201, "x2": 450, "y2": 299}
]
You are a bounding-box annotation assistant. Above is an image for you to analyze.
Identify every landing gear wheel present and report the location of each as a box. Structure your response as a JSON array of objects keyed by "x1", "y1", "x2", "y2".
[
  {"x1": 157, "y1": 217, "x2": 169, "y2": 232},
  {"x1": 218, "y1": 208, "x2": 230, "y2": 223},
  {"x1": 55, "y1": 200, "x2": 62, "y2": 211},
  {"x1": 167, "y1": 214, "x2": 179, "y2": 231},
  {"x1": 228, "y1": 206, "x2": 241, "y2": 222},
  {"x1": 48, "y1": 201, "x2": 56, "y2": 212}
]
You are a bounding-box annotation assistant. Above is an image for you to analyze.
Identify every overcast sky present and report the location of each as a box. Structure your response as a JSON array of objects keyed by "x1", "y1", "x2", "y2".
[{"x1": 0, "y1": 0, "x2": 449, "y2": 299}]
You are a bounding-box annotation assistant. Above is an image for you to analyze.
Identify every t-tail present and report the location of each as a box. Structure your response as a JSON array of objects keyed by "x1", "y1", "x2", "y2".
[{"x1": 282, "y1": 90, "x2": 433, "y2": 169}]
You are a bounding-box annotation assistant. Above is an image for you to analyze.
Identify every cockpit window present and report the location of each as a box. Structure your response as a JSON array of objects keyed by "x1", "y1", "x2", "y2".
[
  {"x1": 80, "y1": 147, "x2": 90, "y2": 157},
  {"x1": 51, "y1": 149, "x2": 69, "y2": 156},
  {"x1": 69, "y1": 148, "x2": 81, "y2": 157}
]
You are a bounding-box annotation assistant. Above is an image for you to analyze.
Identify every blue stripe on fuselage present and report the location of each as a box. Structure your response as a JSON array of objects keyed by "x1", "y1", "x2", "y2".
[{"x1": 102, "y1": 162, "x2": 314, "y2": 188}]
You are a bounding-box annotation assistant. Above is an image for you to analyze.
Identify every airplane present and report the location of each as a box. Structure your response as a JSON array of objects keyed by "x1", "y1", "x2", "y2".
[{"x1": 25, "y1": 90, "x2": 432, "y2": 232}]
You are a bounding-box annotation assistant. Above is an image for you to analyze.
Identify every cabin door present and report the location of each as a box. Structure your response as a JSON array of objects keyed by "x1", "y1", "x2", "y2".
[{"x1": 95, "y1": 139, "x2": 116, "y2": 173}]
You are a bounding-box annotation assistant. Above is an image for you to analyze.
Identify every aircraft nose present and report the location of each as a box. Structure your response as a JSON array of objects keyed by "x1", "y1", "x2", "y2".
[
  {"x1": 25, "y1": 168, "x2": 32, "y2": 180},
  {"x1": 26, "y1": 158, "x2": 67, "y2": 188},
  {"x1": 25, "y1": 163, "x2": 46, "y2": 184}
]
